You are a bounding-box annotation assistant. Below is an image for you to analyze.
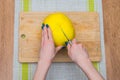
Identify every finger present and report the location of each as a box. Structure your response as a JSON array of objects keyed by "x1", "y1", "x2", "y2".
[
  {"x1": 41, "y1": 23, "x2": 45, "y2": 46},
  {"x1": 47, "y1": 26, "x2": 53, "y2": 41},
  {"x1": 55, "y1": 46, "x2": 63, "y2": 53},
  {"x1": 44, "y1": 26, "x2": 48, "y2": 41},
  {"x1": 72, "y1": 38, "x2": 76, "y2": 44},
  {"x1": 67, "y1": 44, "x2": 71, "y2": 56},
  {"x1": 67, "y1": 43, "x2": 71, "y2": 50},
  {"x1": 81, "y1": 45, "x2": 87, "y2": 52},
  {"x1": 41, "y1": 30, "x2": 44, "y2": 46}
]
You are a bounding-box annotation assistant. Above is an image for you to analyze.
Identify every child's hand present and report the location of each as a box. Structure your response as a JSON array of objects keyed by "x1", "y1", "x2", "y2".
[
  {"x1": 39, "y1": 24, "x2": 62, "y2": 62},
  {"x1": 67, "y1": 39, "x2": 89, "y2": 64}
]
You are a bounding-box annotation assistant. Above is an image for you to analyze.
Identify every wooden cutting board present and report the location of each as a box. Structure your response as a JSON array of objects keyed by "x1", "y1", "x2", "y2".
[{"x1": 19, "y1": 12, "x2": 101, "y2": 62}]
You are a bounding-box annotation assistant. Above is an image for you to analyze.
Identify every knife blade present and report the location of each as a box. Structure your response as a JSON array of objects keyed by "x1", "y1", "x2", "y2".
[{"x1": 58, "y1": 25, "x2": 72, "y2": 46}]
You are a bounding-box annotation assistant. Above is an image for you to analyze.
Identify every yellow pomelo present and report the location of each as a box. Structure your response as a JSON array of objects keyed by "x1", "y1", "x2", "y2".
[{"x1": 43, "y1": 12, "x2": 75, "y2": 46}]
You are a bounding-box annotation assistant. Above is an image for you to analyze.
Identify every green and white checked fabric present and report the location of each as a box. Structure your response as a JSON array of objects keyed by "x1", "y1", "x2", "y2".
[{"x1": 13, "y1": 0, "x2": 106, "y2": 80}]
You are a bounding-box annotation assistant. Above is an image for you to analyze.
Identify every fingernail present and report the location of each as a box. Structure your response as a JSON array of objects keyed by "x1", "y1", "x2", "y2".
[
  {"x1": 61, "y1": 46, "x2": 65, "y2": 49},
  {"x1": 42, "y1": 26, "x2": 44, "y2": 30},
  {"x1": 46, "y1": 24, "x2": 49, "y2": 28},
  {"x1": 65, "y1": 41, "x2": 68, "y2": 46},
  {"x1": 41, "y1": 23, "x2": 45, "y2": 30},
  {"x1": 42, "y1": 23, "x2": 45, "y2": 26}
]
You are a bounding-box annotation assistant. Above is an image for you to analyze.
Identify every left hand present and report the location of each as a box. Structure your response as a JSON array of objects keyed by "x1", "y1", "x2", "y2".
[{"x1": 39, "y1": 24, "x2": 62, "y2": 62}]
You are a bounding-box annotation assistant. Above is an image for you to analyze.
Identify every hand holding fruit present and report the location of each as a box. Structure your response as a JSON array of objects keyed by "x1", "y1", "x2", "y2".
[{"x1": 39, "y1": 24, "x2": 62, "y2": 62}]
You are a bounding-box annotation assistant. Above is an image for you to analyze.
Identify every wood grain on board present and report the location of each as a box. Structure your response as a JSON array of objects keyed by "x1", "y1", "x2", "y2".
[{"x1": 19, "y1": 12, "x2": 101, "y2": 62}]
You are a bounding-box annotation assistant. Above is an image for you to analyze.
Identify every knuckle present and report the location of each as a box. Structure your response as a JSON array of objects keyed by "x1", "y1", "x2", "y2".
[
  {"x1": 78, "y1": 44, "x2": 82, "y2": 47},
  {"x1": 72, "y1": 44, "x2": 75, "y2": 46},
  {"x1": 49, "y1": 40, "x2": 53, "y2": 43}
]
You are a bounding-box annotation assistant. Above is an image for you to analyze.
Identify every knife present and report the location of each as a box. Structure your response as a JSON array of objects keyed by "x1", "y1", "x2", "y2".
[{"x1": 59, "y1": 26, "x2": 72, "y2": 46}]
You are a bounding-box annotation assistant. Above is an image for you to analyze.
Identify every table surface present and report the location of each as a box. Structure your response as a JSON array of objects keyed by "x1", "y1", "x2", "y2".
[{"x1": 0, "y1": 0, "x2": 120, "y2": 80}]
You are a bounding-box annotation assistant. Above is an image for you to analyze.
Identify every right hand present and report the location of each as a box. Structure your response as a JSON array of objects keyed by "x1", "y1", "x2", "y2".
[
  {"x1": 67, "y1": 39, "x2": 89, "y2": 64},
  {"x1": 67, "y1": 39, "x2": 104, "y2": 80}
]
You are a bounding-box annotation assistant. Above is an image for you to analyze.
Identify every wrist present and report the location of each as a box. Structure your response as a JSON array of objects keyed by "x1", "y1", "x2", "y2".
[
  {"x1": 75, "y1": 57, "x2": 90, "y2": 64},
  {"x1": 35, "y1": 58, "x2": 52, "y2": 80},
  {"x1": 77, "y1": 59, "x2": 103, "y2": 80},
  {"x1": 76, "y1": 57, "x2": 91, "y2": 68},
  {"x1": 77, "y1": 58, "x2": 96, "y2": 72},
  {"x1": 38, "y1": 58, "x2": 52, "y2": 66}
]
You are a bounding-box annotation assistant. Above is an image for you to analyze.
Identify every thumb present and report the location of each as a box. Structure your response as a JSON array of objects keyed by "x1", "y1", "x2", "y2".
[
  {"x1": 67, "y1": 43, "x2": 71, "y2": 50},
  {"x1": 55, "y1": 46, "x2": 63, "y2": 53},
  {"x1": 67, "y1": 44, "x2": 71, "y2": 56},
  {"x1": 72, "y1": 38, "x2": 77, "y2": 44}
]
